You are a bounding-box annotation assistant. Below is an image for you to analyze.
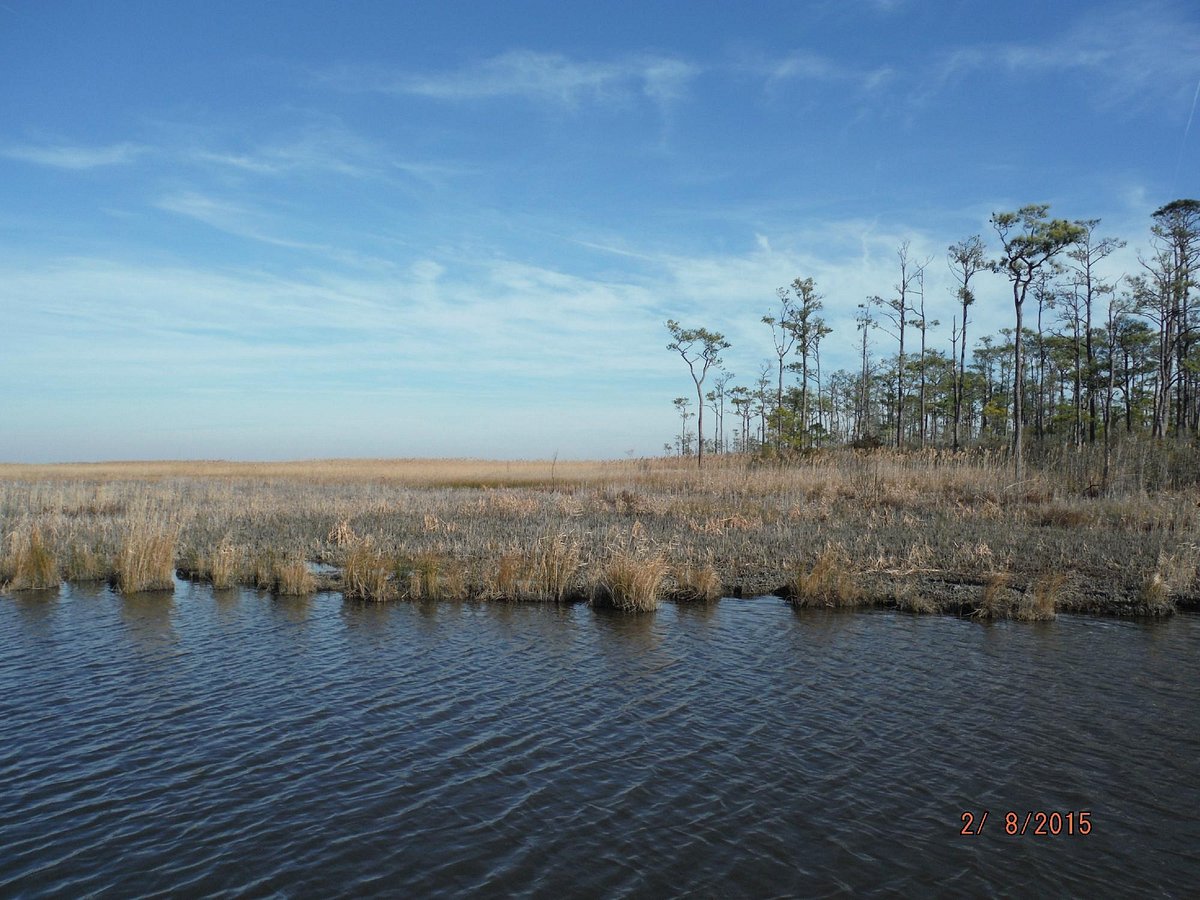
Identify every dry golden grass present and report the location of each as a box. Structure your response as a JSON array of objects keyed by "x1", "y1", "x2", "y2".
[
  {"x1": 115, "y1": 520, "x2": 178, "y2": 593},
  {"x1": 398, "y1": 552, "x2": 466, "y2": 601},
  {"x1": 5, "y1": 526, "x2": 59, "y2": 591},
  {"x1": 2, "y1": 446, "x2": 1197, "y2": 615},
  {"x1": 1017, "y1": 573, "x2": 1066, "y2": 621},
  {"x1": 1139, "y1": 573, "x2": 1174, "y2": 615},
  {"x1": 342, "y1": 539, "x2": 393, "y2": 602},
  {"x1": 209, "y1": 540, "x2": 239, "y2": 590},
  {"x1": 974, "y1": 572, "x2": 1013, "y2": 620},
  {"x1": 272, "y1": 554, "x2": 316, "y2": 596},
  {"x1": 64, "y1": 544, "x2": 109, "y2": 583},
  {"x1": 787, "y1": 544, "x2": 862, "y2": 608},
  {"x1": 592, "y1": 548, "x2": 669, "y2": 612},
  {"x1": 670, "y1": 560, "x2": 722, "y2": 602}
]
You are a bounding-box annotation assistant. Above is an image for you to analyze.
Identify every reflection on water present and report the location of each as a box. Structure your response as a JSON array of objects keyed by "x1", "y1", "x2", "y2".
[
  {"x1": 119, "y1": 591, "x2": 177, "y2": 658},
  {"x1": 0, "y1": 586, "x2": 1198, "y2": 897}
]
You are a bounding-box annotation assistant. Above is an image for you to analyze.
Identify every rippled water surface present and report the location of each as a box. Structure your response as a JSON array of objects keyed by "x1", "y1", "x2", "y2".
[{"x1": 2, "y1": 582, "x2": 1198, "y2": 897}]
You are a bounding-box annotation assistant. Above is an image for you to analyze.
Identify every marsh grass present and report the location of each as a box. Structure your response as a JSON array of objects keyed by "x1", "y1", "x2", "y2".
[
  {"x1": 398, "y1": 552, "x2": 465, "y2": 601},
  {"x1": 272, "y1": 554, "x2": 315, "y2": 596},
  {"x1": 115, "y1": 520, "x2": 178, "y2": 593},
  {"x1": 592, "y1": 548, "x2": 669, "y2": 612},
  {"x1": 64, "y1": 544, "x2": 109, "y2": 583},
  {"x1": 3, "y1": 448, "x2": 1197, "y2": 615},
  {"x1": 5, "y1": 526, "x2": 59, "y2": 591},
  {"x1": 1138, "y1": 573, "x2": 1174, "y2": 615},
  {"x1": 974, "y1": 572, "x2": 1013, "y2": 620},
  {"x1": 209, "y1": 541, "x2": 239, "y2": 590},
  {"x1": 343, "y1": 539, "x2": 393, "y2": 602},
  {"x1": 669, "y1": 560, "x2": 722, "y2": 602},
  {"x1": 1017, "y1": 572, "x2": 1066, "y2": 621},
  {"x1": 787, "y1": 544, "x2": 862, "y2": 608}
]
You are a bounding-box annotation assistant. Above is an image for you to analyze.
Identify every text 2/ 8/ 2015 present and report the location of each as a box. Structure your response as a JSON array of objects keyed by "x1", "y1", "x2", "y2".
[{"x1": 960, "y1": 811, "x2": 1092, "y2": 836}]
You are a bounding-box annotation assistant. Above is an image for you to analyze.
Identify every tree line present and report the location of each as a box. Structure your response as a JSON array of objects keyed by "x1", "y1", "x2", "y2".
[{"x1": 665, "y1": 200, "x2": 1200, "y2": 475}]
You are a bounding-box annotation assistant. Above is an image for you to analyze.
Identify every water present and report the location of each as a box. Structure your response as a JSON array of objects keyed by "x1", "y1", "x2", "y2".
[{"x1": 1, "y1": 582, "x2": 1198, "y2": 897}]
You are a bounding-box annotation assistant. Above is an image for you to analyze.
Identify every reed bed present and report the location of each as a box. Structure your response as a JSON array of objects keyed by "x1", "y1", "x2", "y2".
[
  {"x1": 115, "y1": 519, "x2": 178, "y2": 593},
  {"x1": 1, "y1": 446, "x2": 1197, "y2": 616}
]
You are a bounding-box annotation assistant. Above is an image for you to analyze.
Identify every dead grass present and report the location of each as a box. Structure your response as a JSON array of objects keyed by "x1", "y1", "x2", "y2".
[
  {"x1": 342, "y1": 539, "x2": 393, "y2": 602},
  {"x1": 787, "y1": 544, "x2": 862, "y2": 608},
  {"x1": 670, "y1": 560, "x2": 723, "y2": 602},
  {"x1": 273, "y1": 554, "x2": 315, "y2": 596},
  {"x1": 592, "y1": 547, "x2": 669, "y2": 612},
  {"x1": 3, "y1": 448, "x2": 1197, "y2": 616},
  {"x1": 398, "y1": 552, "x2": 465, "y2": 601},
  {"x1": 115, "y1": 519, "x2": 178, "y2": 593},
  {"x1": 5, "y1": 526, "x2": 59, "y2": 591},
  {"x1": 64, "y1": 544, "x2": 109, "y2": 582},
  {"x1": 974, "y1": 573, "x2": 1013, "y2": 620},
  {"x1": 1017, "y1": 573, "x2": 1066, "y2": 621},
  {"x1": 209, "y1": 540, "x2": 239, "y2": 590}
]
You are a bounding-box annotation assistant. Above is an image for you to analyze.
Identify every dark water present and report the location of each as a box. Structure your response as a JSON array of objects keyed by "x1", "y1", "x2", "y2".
[{"x1": 1, "y1": 582, "x2": 1198, "y2": 898}]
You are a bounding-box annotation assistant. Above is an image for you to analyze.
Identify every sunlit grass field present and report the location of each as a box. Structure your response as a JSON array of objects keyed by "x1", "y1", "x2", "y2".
[{"x1": 2, "y1": 447, "x2": 1197, "y2": 617}]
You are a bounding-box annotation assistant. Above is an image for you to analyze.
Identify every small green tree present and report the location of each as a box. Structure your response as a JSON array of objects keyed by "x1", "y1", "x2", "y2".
[
  {"x1": 666, "y1": 321, "x2": 730, "y2": 467},
  {"x1": 990, "y1": 205, "x2": 1085, "y2": 476},
  {"x1": 948, "y1": 235, "x2": 987, "y2": 450}
]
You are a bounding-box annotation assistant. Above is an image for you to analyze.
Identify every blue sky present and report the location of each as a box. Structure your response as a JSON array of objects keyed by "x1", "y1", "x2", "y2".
[{"x1": 2, "y1": 0, "x2": 1198, "y2": 461}]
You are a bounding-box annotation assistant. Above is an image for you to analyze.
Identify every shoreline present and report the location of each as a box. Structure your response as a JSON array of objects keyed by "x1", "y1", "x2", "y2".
[{"x1": 4, "y1": 451, "x2": 1198, "y2": 620}]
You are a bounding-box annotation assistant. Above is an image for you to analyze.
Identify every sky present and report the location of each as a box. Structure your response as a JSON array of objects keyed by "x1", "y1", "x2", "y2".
[{"x1": 1, "y1": 0, "x2": 1198, "y2": 462}]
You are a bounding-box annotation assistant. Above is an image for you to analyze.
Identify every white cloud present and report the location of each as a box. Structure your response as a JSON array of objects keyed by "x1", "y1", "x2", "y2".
[
  {"x1": 0, "y1": 141, "x2": 147, "y2": 169},
  {"x1": 320, "y1": 50, "x2": 700, "y2": 108},
  {"x1": 933, "y1": 4, "x2": 1200, "y2": 112}
]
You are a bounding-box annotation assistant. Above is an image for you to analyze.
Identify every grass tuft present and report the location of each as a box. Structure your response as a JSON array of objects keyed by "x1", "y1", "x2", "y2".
[
  {"x1": 342, "y1": 539, "x2": 393, "y2": 602},
  {"x1": 399, "y1": 552, "x2": 465, "y2": 601},
  {"x1": 6, "y1": 526, "x2": 59, "y2": 591},
  {"x1": 787, "y1": 544, "x2": 862, "y2": 608},
  {"x1": 64, "y1": 543, "x2": 110, "y2": 583},
  {"x1": 115, "y1": 520, "x2": 178, "y2": 593},
  {"x1": 273, "y1": 554, "x2": 315, "y2": 596},
  {"x1": 592, "y1": 548, "x2": 669, "y2": 612},
  {"x1": 1017, "y1": 572, "x2": 1065, "y2": 621},
  {"x1": 670, "y1": 560, "x2": 722, "y2": 602},
  {"x1": 974, "y1": 572, "x2": 1013, "y2": 620}
]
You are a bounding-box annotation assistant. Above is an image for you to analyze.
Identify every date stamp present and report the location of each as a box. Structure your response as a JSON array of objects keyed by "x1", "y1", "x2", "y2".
[{"x1": 960, "y1": 810, "x2": 1092, "y2": 836}]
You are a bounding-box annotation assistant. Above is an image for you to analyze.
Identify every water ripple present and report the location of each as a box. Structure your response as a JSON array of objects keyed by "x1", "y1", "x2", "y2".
[{"x1": 0, "y1": 586, "x2": 1198, "y2": 896}]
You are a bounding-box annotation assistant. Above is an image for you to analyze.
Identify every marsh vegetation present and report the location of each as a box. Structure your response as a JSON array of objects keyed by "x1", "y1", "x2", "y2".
[{"x1": 2, "y1": 446, "x2": 1197, "y2": 619}]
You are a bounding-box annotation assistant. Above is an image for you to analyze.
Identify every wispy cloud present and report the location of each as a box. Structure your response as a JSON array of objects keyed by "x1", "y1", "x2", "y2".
[
  {"x1": 932, "y1": 3, "x2": 1200, "y2": 111},
  {"x1": 0, "y1": 141, "x2": 147, "y2": 169},
  {"x1": 153, "y1": 190, "x2": 398, "y2": 270},
  {"x1": 766, "y1": 51, "x2": 893, "y2": 92},
  {"x1": 320, "y1": 50, "x2": 700, "y2": 107}
]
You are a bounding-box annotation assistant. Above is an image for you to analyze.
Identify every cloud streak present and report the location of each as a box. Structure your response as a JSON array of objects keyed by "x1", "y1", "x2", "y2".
[
  {"x1": 320, "y1": 50, "x2": 699, "y2": 107},
  {"x1": 0, "y1": 141, "x2": 148, "y2": 169}
]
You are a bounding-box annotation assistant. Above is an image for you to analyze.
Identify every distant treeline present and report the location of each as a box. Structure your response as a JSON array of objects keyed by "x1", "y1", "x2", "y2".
[{"x1": 665, "y1": 200, "x2": 1200, "y2": 475}]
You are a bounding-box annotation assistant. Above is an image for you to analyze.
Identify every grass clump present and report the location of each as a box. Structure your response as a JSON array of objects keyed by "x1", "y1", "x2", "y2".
[
  {"x1": 64, "y1": 543, "x2": 110, "y2": 583},
  {"x1": 669, "y1": 560, "x2": 722, "y2": 602},
  {"x1": 342, "y1": 539, "x2": 393, "y2": 602},
  {"x1": 973, "y1": 572, "x2": 1013, "y2": 620},
  {"x1": 592, "y1": 548, "x2": 669, "y2": 612},
  {"x1": 1137, "y1": 573, "x2": 1175, "y2": 616},
  {"x1": 483, "y1": 532, "x2": 582, "y2": 602},
  {"x1": 787, "y1": 544, "x2": 862, "y2": 608},
  {"x1": 208, "y1": 540, "x2": 239, "y2": 590},
  {"x1": 399, "y1": 552, "x2": 465, "y2": 601},
  {"x1": 1016, "y1": 572, "x2": 1065, "y2": 621},
  {"x1": 273, "y1": 554, "x2": 315, "y2": 596},
  {"x1": 115, "y1": 520, "x2": 178, "y2": 593},
  {"x1": 5, "y1": 526, "x2": 59, "y2": 591}
]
